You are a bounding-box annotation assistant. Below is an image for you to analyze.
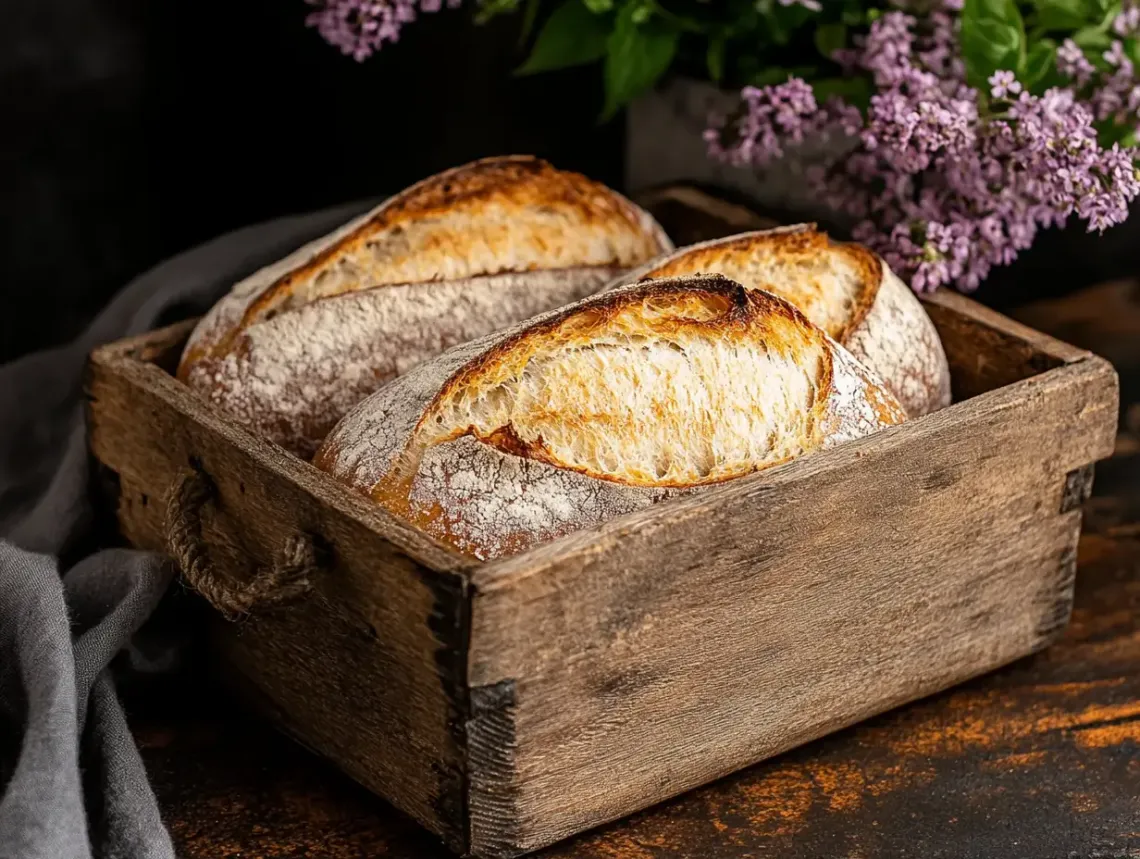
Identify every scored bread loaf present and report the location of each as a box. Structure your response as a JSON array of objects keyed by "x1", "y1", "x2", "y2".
[
  {"x1": 176, "y1": 155, "x2": 672, "y2": 457},
  {"x1": 314, "y1": 274, "x2": 906, "y2": 561},
  {"x1": 609, "y1": 225, "x2": 951, "y2": 417}
]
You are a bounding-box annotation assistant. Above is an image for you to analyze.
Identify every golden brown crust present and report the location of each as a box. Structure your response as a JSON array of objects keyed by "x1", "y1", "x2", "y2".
[
  {"x1": 635, "y1": 225, "x2": 881, "y2": 343},
  {"x1": 175, "y1": 156, "x2": 671, "y2": 456},
  {"x1": 416, "y1": 279, "x2": 831, "y2": 489},
  {"x1": 180, "y1": 156, "x2": 670, "y2": 373},
  {"x1": 314, "y1": 274, "x2": 907, "y2": 560},
  {"x1": 611, "y1": 225, "x2": 951, "y2": 417}
]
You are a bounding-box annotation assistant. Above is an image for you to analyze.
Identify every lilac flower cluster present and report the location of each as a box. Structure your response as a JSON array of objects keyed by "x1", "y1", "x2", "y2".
[
  {"x1": 704, "y1": 79, "x2": 859, "y2": 167},
  {"x1": 306, "y1": 0, "x2": 460, "y2": 61},
  {"x1": 1056, "y1": 3, "x2": 1140, "y2": 134},
  {"x1": 707, "y1": 4, "x2": 1140, "y2": 291}
]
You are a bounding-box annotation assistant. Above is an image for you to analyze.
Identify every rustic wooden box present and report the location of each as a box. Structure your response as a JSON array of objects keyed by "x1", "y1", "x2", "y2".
[{"x1": 86, "y1": 291, "x2": 1118, "y2": 858}]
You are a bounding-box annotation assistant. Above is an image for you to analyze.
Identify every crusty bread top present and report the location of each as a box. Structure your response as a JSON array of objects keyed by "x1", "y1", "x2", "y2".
[
  {"x1": 626, "y1": 225, "x2": 881, "y2": 344},
  {"x1": 177, "y1": 155, "x2": 672, "y2": 377},
  {"x1": 317, "y1": 275, "x2": 905, "y2": 504},
  {"x1": 408, "y1": 280, "x2": 879, "y2": 488},
  {"x1": 615, "y1": 224, "x2": 953, "y2": 418}
]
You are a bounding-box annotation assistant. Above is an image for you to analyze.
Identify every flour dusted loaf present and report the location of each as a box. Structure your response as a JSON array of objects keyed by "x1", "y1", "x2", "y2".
[
  {"x1": 610, "y1": 226, "x2": 951, "y2": 417},
  {"x1": 314, "y1": 274, "x2": 906, "y2": 561},
  {"x1": 176, "y1": 156, "x2": 672, "y2": 457}
]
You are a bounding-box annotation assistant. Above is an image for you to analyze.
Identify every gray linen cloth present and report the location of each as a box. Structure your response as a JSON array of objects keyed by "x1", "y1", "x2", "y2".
[{"x1": 0, "y1": 200, "x2": 370, "y2": 859}]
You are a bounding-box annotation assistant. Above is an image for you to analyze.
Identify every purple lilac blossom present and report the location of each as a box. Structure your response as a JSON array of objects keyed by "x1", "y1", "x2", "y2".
[
  {"x1": 707, "y1": 3, "x2": 1140, "y2": 291},
  {"x1": 307, "y1": 0, "x2": 460, "y2": 61},
  {"x1": 1057, "y1": 39, "x2": 1095, "y2": 84},
  {"x1": 1115, "y1": 2, "x2": 1140, "y2": 36},
  {"x1": 1058, "y1": 6, "x2": 1140, "y2": 139}
]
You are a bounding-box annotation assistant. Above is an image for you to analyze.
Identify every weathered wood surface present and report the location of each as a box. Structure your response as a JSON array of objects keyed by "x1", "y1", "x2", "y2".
[
  {"x1": 125, "y1": 276, "x2": 1140, "y2": 858},
  {"x1": 90, "y1": 288, "x2": 1118, "y2": 857},
  {"x1": 86, "y1": 327, "x2": 478, "y2": 849},
  {"x1": 464, "y1": 347, "x2": 1115, "y2": 854},
  {"x1": 98, "y1": 187, "x2": 1136, "y2": 858},
  {"x1": 449, "y1": 242, "x2": 1117, "y2": 854}
]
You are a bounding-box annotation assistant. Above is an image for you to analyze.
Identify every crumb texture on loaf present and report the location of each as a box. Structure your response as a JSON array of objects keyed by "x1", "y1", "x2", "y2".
[
  {"x1": 315, "y1": 275, "x2": 906, "y2": 560},
  {"x1": 618, "y1": 225, "x2": 952, "y2": 417},
  {"x1": 175, "y1": 155, "x2": 672, "y2": 457},
  {"x1": 417, "y1": 289, "x2": 828, "y2": 486}
]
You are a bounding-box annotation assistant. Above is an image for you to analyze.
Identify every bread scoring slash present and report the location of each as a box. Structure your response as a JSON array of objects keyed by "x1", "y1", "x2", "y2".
[
  {"x1": 609, "y1": 225, "x2": 952, "y2": 418},
  {"x1": 176, "y1": 155, "x2": 672, "y2": 457},
  {"x1": 315, "y1": 274, "x2": 906, "y2": 561}
]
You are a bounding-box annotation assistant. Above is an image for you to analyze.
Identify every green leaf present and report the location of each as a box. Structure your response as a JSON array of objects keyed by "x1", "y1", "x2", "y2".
[
  {"x1": 1095, "y1": 117, "x2": 1133, "y2": 146},
  {"x1": 515, "y1": 0, "x2": 611, "y2": 76},
  {"x1": 583, "y1": 0, "x2": 613, "y2": 13},
  {"x1": 1071, "y1": 0, "x2": 1122, "y2": 46},
  {"x1": 962, "y1": 18, "x2": 1023, "y2": 87},
  {"x1": 841, "y1": 3, "x2": 867, "y2": 26},
  {"x1": 1031, "y1": 0, "x2": 1091, "y2": 31},
  {"x1": 1023, "y1": 38, "x2": 1057, "y2": 87},
  {"x1": 962, "y1": 0, "x2": 1027, "y2": 86},
  {"x1": 706, "y1": 37, "x2": 726, "y2": 84},
  {"x1": 748, "y1": 65, "x2": 818, "y2": 86},
  {"x1": 601, "y1": 1, "x2": 678, "y2": 120},
  {"x1": 964, "y1": 0, "x2": 1021, "y2": 26},
  {"x1": 1072, "y1": 24, "x2": 1112, "y2": 49},
  {"x1": 762, "y1": 0, "x2": 815, "y2": 45},
  {"x1": 474, "y1": 0, "x2": 521, "y2": 25},
  {"x1": 813, "y1": 22, "x2": 848, "y2": 59},
  {"x1": 517, "y1": 0, "x2": 540, "y2": 46},
  {"x1": 811, "y1": 75, "x2": 872, "y2": 110}
]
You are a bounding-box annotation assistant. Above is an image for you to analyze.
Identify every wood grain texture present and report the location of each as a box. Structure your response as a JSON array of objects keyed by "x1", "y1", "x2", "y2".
[
  {"x1": 465, "y1": 328, "x2": 1117, "y2": 854},
  {"x1": 85, "y1": 326, "x2": 478, "y2": 849},
  {"x1": 127, "y1": 274, "x2": 1140, "y2": 856},
  {"x1": 101, "y1": 185, "x2": 1136, "y2": 859},
  {"x1": 87, "y1": 201, "x2": 1120, "y2": 857},
  {"x1": 129, "y1": 452, "x2": 1140, "y2": 859}
]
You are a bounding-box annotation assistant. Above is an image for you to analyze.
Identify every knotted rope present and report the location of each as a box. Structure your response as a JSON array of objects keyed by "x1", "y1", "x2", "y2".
[{"x1": 164, "y1": 468, "x2": 315, "y2": 620}]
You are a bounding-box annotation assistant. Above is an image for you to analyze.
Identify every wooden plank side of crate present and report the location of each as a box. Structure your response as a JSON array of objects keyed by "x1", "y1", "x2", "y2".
[
  {"x1": 921, "y1": 290, "x2": 1090, "y2": 400},
  {"x1": 465, "y1": 353, "x2": 1119, "y2": 857},
  {"x1": 85, "y1": 331, "x2": 478, "y2": 851}
]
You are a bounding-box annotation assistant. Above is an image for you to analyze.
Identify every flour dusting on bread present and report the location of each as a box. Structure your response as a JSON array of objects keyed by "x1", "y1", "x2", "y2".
[
  {"x1": 414, "y1": 288, "x2": 829, "y2": 486},
  {"x1": 315, "y1": 274, "x2": 906, "y2": 561},
  {"x1": 185, "y1": 268, "x2": 619, "y2": 456},
  {"x1": 611, "y1": 225, "x2": 952, "y2": 417},
  {"x1": 177, "y1": 156, "x2": 671, "y2": 456}
]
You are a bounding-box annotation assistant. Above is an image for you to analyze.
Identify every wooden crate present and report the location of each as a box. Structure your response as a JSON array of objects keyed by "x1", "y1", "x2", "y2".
[{"x1": 86, "y1": 290, "x2": 1118, "y2": 858}]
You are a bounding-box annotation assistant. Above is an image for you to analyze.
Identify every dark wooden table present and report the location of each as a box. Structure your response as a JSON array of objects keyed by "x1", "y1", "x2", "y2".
[{"x1": 126, "y1": 198, "x2": 1140, "y2": 859}]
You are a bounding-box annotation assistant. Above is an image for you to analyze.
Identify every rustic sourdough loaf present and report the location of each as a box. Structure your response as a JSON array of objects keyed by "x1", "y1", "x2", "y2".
[
  {"x1": 314, "y1": 274, "x2": 906, "y2": 561},
  {"x1": 609, "y1": 226, "x2": 951, "y2": 417},
  {"x1": 176, "y1": 156, "x2": 672, "y2": 457}
]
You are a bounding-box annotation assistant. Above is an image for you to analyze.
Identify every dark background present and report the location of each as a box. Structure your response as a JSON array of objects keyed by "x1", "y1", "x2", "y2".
[
  {"x1": 1, "y1": 0, "x2": 622, "y2": 363},
  {"x1": 5, "y1": 0, "x2": 1140, "y2": 364}
]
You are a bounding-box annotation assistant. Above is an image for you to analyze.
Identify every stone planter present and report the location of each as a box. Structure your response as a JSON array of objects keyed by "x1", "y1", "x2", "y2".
[{"x1": 624, "y1": 76, "x2": 848, "y2": 221}]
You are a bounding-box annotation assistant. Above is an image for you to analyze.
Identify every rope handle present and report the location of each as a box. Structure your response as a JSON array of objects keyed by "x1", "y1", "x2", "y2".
[{"x1": 164, "y1": 467, "x2": 317, "y2": 621}]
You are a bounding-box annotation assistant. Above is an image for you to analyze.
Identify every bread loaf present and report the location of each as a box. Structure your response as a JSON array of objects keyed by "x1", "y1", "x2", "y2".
[
  {"x1": 609, "y1": 226, "x2": 951, "y2": 417},
  {"x1": 314, "y1": 274, "x2": 906, "y2": 561},
  {"x1": 176, "y1": 156, "x2": 672, "y2": 457}
]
